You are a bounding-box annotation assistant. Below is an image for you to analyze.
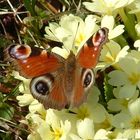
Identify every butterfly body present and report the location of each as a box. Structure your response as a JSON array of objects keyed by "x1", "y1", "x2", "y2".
[{"x1": 5, "y1": 27, "x2": 109, "y2": 110}]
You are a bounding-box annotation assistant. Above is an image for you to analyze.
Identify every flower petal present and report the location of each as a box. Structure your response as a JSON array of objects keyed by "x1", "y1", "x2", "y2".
[
  {"x1": 108, "y1": 70, "x2": 128, "y2": 86},
  {"x1": 77, "y1": 118, "x2": 94, "y2": 139},
  {"x1": 101, "y1": 15, "x2": 114, "y2": 30}
]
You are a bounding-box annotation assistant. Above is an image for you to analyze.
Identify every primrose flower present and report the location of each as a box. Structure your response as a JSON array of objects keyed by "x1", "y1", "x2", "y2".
[
  {"x1": 112, "y1": 98, "x2": 140, "y2": 137},
  {"x1": 95, "y1": 112, "x2": 113, "y2": 131},
  {"x1": 13, "y1": 71, "x2": 35, "y2": 106},
  {"x1": 108, "y1": 56, "x2": 140, "y2": 98},
  {"x1": 13, "y1": 71, "x2": 46, "y2": 115},
  {"x1": 107, "y1": 87, "x2": 139, "y2": 112},
  {"x1": 97, "y1": 40, "x2": 129, "y2": 70},
  {"x1": 26, "y1": 113, "x2": 46, "y2": 140},
  {"x1": 135, "y1": 23, "x2": 140, "y2": 37},
  {"x1": 134, "y1": 39, "x2": 140, "y2": 51},
  {"x1": 94, "y1": 129, "x2": 120, "y2": 139},
  {"x1": 45, "y1": 14, "x2": 98, "y2": 58},
  {"x1": 83, "y1": 0, "x2": 135, "y2": 16},
  {"x1": 13, "y1": 71, "x2": 45, "y2": 111},
  {"x1": 101, "y1": 15, "x2": 124, "y2": 39},
  {"x1": 128, "y1": 0, "x2": 140, "y2": 14},
  {"x1": 27, "y1": 109, "x2": 72, "y2": 140},
  {"x1": 28, "y1": 100, "x2": 46, "y2": 117},
  {"x1": 70, "y1": 118, "x2": 94, "y2": 140},
  {"x1": 117, "y1": 129, "x2": 140, "y2": 139},
  {"x1": 70, "y1": 86, "x2": 106, "y2": 123}
]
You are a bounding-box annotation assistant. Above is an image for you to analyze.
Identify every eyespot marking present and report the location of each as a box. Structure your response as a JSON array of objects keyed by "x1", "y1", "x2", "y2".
[
  {"x1": 8, "y1": 44, "x2": 31, "y2": 60},
  {"x1": 30, "y1": 74, "x2": 54, "y2": 98},
  {"x1": 82, "y1": 69, "x2": 94, "y2": 91}
]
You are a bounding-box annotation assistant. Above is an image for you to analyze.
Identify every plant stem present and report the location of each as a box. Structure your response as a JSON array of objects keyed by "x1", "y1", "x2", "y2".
[{"x1": 119, "y1": 8, "x2": 138, "y2": 41}]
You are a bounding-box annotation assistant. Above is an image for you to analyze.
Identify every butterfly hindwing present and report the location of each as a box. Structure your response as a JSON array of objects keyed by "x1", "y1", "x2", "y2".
[{"x1": 30, "y1": 73, "x2": 67, "y2": 110}]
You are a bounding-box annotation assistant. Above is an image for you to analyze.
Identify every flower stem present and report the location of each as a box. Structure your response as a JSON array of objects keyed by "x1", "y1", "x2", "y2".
[{"x1": 119, "y1": 8, "x2": 138, "y2": 41}]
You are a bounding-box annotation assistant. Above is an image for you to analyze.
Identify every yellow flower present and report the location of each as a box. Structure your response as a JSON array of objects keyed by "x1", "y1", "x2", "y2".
[
  {"x1": 45, "y1": 14, "x2": 98, "y2": 58},
  {"x1": 83, "y1": 0, "x2": 135, "y2": 15},
  {"x1": 101, "y1": 15, "x2": 124, "y2": 39},
  {"x1": 108, "y1": 57, "x2": 140, "y2": 98},
  {"x1": 71, "y1": 86, "x2": 106, "y2": 123},
  {"x1": 97, "y1": 40, "x2": 129, "y2": 70},
  {"x1": 112, "y1": 98, "x2": 140, "y2": 139}
]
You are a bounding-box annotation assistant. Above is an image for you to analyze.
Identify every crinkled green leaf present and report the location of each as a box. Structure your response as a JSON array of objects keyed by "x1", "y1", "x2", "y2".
[
  {"x1": 104, "y1": 74, "x2": 114, "y2": 102},
  {"x1": 0, "y1": 104, "x2": 14, "y2": 120}
]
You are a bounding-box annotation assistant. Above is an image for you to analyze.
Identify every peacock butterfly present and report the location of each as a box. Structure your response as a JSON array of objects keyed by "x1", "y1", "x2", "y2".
[{"x1": 4, "y1": 27, "x2": 108, "y2": 110}]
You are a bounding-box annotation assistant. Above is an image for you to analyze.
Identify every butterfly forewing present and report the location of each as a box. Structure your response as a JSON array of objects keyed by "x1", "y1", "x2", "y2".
[
  {"x1": 5, "y1": 44, "x2": 62, "y2": 78},
  {"x1": 77, "y1": 27, "x2": 109, "y2": 68}
]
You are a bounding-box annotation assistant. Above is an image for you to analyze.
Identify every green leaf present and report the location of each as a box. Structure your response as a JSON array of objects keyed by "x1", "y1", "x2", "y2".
[
  {"x1": 23, "y1": 0, "x2": 37, "y2": 16},
  {"x1": 0, "y1": 104, "x2": 14, "y2": 120},
  {"x1": 104, "y1": 74, "x2": 114, "y2": 102},
  {"x1": 0, "y1": 132, "x2": 14, "y2": 140}
]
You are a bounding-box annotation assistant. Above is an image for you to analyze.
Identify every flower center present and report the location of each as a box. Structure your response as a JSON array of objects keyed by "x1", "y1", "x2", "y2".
[
  {"x1": 51, "y1": 128, "x2": 62, "y2": 140},
  {"x1": 105, "y1": 53, "x2": 115, "y2": 63},
  {"x1": 75, "y1": 33, "x2": 85, "y2": 47},
  {"x1": 107, "y1": 132, "x2": 117, "y2": 139},
  {"x1": 120, "y1": 99, "x2": 128, "y2": 108},
  {"x1": 128, "y1": 73, "x2": 140, "y2": 85},
  {"x1": 131, "y1": 116, "x2": 140, "y2": 129},
  {"x1": 77, "y1": 105, "x2": 90, "y2": 119}
]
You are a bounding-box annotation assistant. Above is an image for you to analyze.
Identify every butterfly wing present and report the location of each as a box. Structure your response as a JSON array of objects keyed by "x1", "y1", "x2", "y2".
[
  {"x1": 30, "y1": 73, "x2": 67, "y2": 110},
  {"x1": 4, "y1": 44, "x2": 62, "y2": 78},
  {"x1": 77, "y1": 27, "x2": 109, "y2": 68},
  {"x1": 5, "y1": 44, "x2": 69, "y2": 109},
  {"x1": 71, "y1": 28, "x2": 109, "y2": 107}
]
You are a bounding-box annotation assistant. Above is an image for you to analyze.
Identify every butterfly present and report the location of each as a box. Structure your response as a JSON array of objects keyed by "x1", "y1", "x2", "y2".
[{"x1": 5, "y1": 27, "x2": 108, "y2": 110}]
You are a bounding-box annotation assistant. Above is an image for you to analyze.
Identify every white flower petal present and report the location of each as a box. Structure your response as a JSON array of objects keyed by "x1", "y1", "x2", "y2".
[
  {"x1": 84, "y1": 15, "x2": 97, "y2": 36},
  {"x1": 116, "y1": 45, "x2": 129, "y2": 62},
  {"x1": 61, "y1": 120, "x2": 71, "y2": 135},
  {"x1": 114, "y1": 0, "x2": 130, "y2": 9},
  {"x1": 112, "y1": 111, "x2": 131, "y2": 128},
  {"x1": 77, "y1": 118, "x2": 94, "y2": 139},
  {"x1": 27, "y1": 133, "x2": 41, "y2": 140},
  {"x1": 118, "y1": 58, "x2": 137, "y2": 75},
  {"x1": 119, "y1": 84, "x2": 136, "y2": 98},
  {"x1": 135, "y1": 129, "x2": 140, "y2": 138},
  {"x1": 16, "y1": 94, "x2": 34, "y2": 106},
  {"x1": 83, "y1": 2, "x2": 104, "y2": 13},
  {"x1": 108, "y1": 70, "x2": 128, "y2": 86},
  {"x1": 108, "y1": 99, "x2": 125, "y2": 111},
  {"x1": 94, "y1": 129, "x2": 108, "y2": 139},
  {"x1": 128, "y1": 98, "x2": 140, "y2": 116},
  {"x1": 89, "y1": 103, "x2": 106, "y2": 123},
  {"x1": 134, "y1": 40, "x2": 140, "y2": 51},
  {"x1": 101, "y1": 15, "x2": 114, "y2": 30},
  {"x1": 37, "y1": 122, "x2": 52, "y2": 140},
  {"x1": 52, "y1": 47, "x2": 69, "y2": 59},
  {"x1": 29, "y1": 100, "x2": 46, "y2": 116},
  {"x1": 135, "y1": 23, "x2": 140, "y2": 37},
  {"x1": 46, "y1": 109, "x2": 60, "y2": 129},
  {"x1": 70, "y1": 134, "x2": 82, "y2": 140},
  {"x1": 121, "y1": 129, "x2": 138, "y2": 139},
  {"x1": 109, "y1": 25, "x2": 124, "y2": 39}
]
